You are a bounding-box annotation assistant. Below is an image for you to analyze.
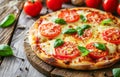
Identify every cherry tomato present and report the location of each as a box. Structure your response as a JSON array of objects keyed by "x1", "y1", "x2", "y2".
[
  {"x1": 58, "y1": 10, "x2": 80, "y2": 23},
  {"x1": 40, "y1": 23, "x2": 61, "y2": 39},
  {"x1": 86, "y1": 42, "x2": 108, "y2": 59},
  {"x1": 102, "y1": 28, "x2": 120, "y2": 44},
  {"x1": 85, "y1": 0, "x2": 102, "y2": 8},
  {"x1": 73, "y1": 29, "x2": 92, "y2": 40},
  {"x1": 103, "y1": 0, "x2": 119, "y2": 13},
  {"x1": 23, "y1": 0, "x2": 42, "y2": 17},
  {"x1": 46, "y1": 0, "x2": 63, "y2": 11},
  {"x1": 54, "y1": 42, "x2": 80, "y2": 60},
  {"x1": 117, "y1": 4, "x2": 120, "y2": 15}
]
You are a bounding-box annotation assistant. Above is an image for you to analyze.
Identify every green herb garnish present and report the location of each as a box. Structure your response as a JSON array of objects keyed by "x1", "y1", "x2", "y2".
[
  {"x1": 55, "y1": 18, "x2": 66, "y2": 25},
  {"x1": 54, "y1": 39, "x2": 64, "y2": 48},
  {"x1": 112, "y1": 68, "x2": 120, "y2": 77},
  {"x1": 78, "y1": 46, "x2": 90, "y2": 56},
  {"x1": 63, "y1": 28, "x2": 77, "y2": 34},
  {"x1": 101, "y1": 19, "x2": 112, "y2": 25},
  {"x1": 94, "y1": 43, "x2": 106, "y2": 51}
]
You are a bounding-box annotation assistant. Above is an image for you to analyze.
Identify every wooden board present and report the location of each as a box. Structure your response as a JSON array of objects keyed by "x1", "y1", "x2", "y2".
[{"x1": 24, "y1": 38, "x2": 120, "y2": 77}]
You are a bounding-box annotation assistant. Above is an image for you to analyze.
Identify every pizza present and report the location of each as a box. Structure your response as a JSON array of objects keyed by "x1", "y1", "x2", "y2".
[{"x1": 28, "y1": 7, "x2": 120, "y2": 70}]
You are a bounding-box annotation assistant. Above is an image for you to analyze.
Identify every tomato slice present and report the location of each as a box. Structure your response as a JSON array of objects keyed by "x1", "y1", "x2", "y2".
[
  {"x1": 86, "y1": 42, "x2": 108, "y2": 59},
  {"x1": 72, "y1": 29, "x2": 92, "y2": 40},
  {"x1": 55, "y1": 42, "x2": 80, "y2": 60},
  {"x1": 40, "y1": 23, "x2": 61, "y2": 39},
  {"x1": 102, "y1": 28, "x2": 120, "y2": 44},
  {"x1": 58, "y1": 10, "x2": 80, "y2": 23},
  {"x1": 86, "y1": 11, "x2": 108, "y2": 23}
]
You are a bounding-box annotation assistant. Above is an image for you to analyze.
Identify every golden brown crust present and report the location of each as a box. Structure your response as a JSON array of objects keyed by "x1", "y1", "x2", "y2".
[{"x1": 29, "y1": 7, "x2": 120, "y2": 70}]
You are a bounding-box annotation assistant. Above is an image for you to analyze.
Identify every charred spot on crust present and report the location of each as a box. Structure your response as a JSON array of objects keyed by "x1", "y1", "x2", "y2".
[
  {"x1": 45, "y1": 57, "x2": 57, "y2": 64},
  {"x1": 63, "y1": 60, "x2": 71, "y2": 65}
]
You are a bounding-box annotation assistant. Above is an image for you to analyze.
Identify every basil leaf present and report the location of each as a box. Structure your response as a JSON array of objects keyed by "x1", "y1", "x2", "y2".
[
  {"x1": 54, "y1": 39, "x2": 64, "y2": 48},
  {"x1": 78, "y1": 46, "x2": 90, "y2": 56},
  {"x1": 0, "y1": 14, "x2": 16, "y2": 28},
  {"x1": 101, "y1": 19, "x2": 112, "y2": 25},
  {"x1": 80, "y1": 15, "x2": 87, "y2": 22},
  {"x1": 77, "y1": 25, "x2": 91, "y2": 36},
  {"x1": 63, "y1": 28, "x2": 77, "y2": 34},
  {"x1": 0, "y1": 44, "x2": 13, "y2": 56},
  {"x1": 94, "y1": 43, "x2": 106, "y2": 51},
  {"x1": 113, "y1": 68, "x2": 120, "y2": 77},
  {"x1": 55, "y1": 18, "x2": 66, "y2": 25}
]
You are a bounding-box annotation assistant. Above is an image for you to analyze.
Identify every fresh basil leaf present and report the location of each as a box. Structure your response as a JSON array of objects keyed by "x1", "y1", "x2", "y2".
[
  {"x1": 0, "y1": 14, "x2": 16, "y2": 28},
  {"x1": 94, "y1": 43, "x2": 106, "y2": 51},
  {"x1": 55, "y1": 18, "x2": 66, "y2": 25},
  {"x1": 63, "y1": 28, "x2": 77, "y2": 34},
  {"x1": 80, "y1": 15, "x2": 87, "y2": 22},
  {"x1": 101, "y1": 19, "x2": 112, "y2": 25},
  {"x1": 78, "y1": 46, "x2": 90, "y2": 56},
  {"x1": 0, "y1": 44, "x2": 13, "y2": 56},
  {"x1": 112, "y1": 68, "x2": 120, "y2": 77},
  {"x1": 54, "y1": 39, "x2": 64, "y2": 48},
  {"x1": 77, "y1": 25, "x2": 91, "y2": 36}
]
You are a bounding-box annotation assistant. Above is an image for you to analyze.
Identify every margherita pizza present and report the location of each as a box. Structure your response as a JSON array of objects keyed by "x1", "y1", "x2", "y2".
[{"x1": 28, "y1": 7, "x2": 120, "y2": 70}]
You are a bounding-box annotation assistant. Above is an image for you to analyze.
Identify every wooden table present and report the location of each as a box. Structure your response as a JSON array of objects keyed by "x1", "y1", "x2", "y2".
[{"x1": 0, "y1": 0, "x2": 120, "y2": 77}]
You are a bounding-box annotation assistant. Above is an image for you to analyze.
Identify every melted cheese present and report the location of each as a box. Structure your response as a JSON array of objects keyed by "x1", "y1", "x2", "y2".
[{"x1": 106, "y1": 43, "x2": 117, "y2": 54}]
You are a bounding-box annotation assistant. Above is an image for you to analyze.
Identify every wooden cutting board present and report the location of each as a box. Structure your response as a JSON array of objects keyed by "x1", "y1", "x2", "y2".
[{"x1": 24, "y1": 38, "x2": 120, "y2": 77}]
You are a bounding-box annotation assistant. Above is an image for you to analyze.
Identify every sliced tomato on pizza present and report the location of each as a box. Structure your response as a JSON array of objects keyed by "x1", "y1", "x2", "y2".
[{"x1": 58, "y1": 10, "x2": 80, "y2": 23}]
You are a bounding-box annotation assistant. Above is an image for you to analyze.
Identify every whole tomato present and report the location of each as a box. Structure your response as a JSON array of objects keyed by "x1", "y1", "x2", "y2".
[
  {"x1": 103, "y1": 0, "x2": 118, "y2": 13},
  {"x1": 23, "y1": 0, "x2": 42, "y2": 17},
  {"x1": 85, "y1": 0, "x2": 102, "y2": 8},
  {"x1": 46, "y1": 0, "x2": 63, "y2": 11},
  {"x1": 117, "y1": 4, "x2": 120, "y2": 15}
]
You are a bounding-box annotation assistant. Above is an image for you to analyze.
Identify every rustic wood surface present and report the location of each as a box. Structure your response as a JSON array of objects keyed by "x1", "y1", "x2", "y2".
[{"x1": 0, "y1": 0, "x2": 120, "y2": 77}]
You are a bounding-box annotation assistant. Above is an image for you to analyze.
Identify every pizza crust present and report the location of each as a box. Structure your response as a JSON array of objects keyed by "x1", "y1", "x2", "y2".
[{"x1": 29, "y1": 7, "x2": 120, "y2": 70}]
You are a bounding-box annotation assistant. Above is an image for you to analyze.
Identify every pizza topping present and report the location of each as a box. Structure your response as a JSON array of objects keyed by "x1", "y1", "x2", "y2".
[
  {"x1": 77, "y1": 24, "x2": 91, "y2": 36},
  {"x1": 78, "y1": 46, "x2": 90, "y2": 56},
  {"x1": 54, "y1": 39, "x2": 64, "y2": 48},
  {"x1": 80, "y1": 15, "x2": 87, "y2": 22},
  {"x1": 63, "y1": 28, "x2": 77, "y2": 34},
  {"x1": 94, "y1": 43, "x2": 106, "y2": 51},
  {"x1": 101, "y1": 19, "x2": 112, "y2": 25},
  {"x1": 102, "y1": 28, "x2": 120, "y2": 44},
  {"x1": 40, "y1": 23, "x2": 61, "y2": 39},
  {"x1": 86, "y1": 11, "x2": 108, "y2": 23},
  {"x1": 54, "y1": 42, "x2": 80, "y2": 59},
  {"x1": 86, "y1": 42, "x2": 108, "y2": 59},
  {"x1": 55, "y1": 18, "x2": 66, "y2": 25},
  {"x1": 106, "y1": 43, "x2": 117, "y2": 53},
  {"x1": 58, "y1": 10, "x2": 80, "y2": 23}
]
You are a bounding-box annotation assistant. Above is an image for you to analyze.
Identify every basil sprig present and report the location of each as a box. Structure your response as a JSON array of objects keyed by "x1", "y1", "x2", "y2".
[
  {"x1": 0, "y1": 44, "x2": 13, "y2": 56},
  {"x1": 55, "y1": 18, "x2": 66, "y2": 25},
  {"x1": 63, "y1": 28, "x2": 77, "y2": 34},
  {"x1": 80, "y1": 15, "x2": 87, "y2": 22},
  {"x1": 94, "y1": 43, "x2": 106, "y2": 51},
  {"x1": 78, "y1": 46, "x2": 90, "y2": 56},
  {"x1": 0, "y1": 14, "x2": 16, "y2": 28},
  {"x1": 101, "y1": 19, "x2": 112, "y2": 25},
  {"x1": 112, "y1": 68, "x2": 120, "y2": 77},
  {"x1": 77, "y1": 25, "x2": 91, "y2": 36},
  {"x1": 54, "y1": 39, "x2": 64, "y2": 48}
]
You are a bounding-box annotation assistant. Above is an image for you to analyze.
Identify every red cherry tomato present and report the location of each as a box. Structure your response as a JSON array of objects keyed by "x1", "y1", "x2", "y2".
[
  {"x1": 103, "y1": 0, "x2": 118, "y2": 13},
  {"x1": 58, "y1": 10, "x2": 80, "y2": 23},
  {"x1": 86, "y1": 42, "x2": 108, "y2": 59},
  {"x1": 46, "y1": 0, "x2": 63, "y2": 11},
  {"x1": 23, "y1": 0, "x2": 42, "y2": 17},
  {"x1": 102, "y1": 28, "x2": 120, "y2": 44},
  {"x1": 117, "y1": 4, "x2": 120, "y2": 15},
  {"x1": 40, "y1": 23, "x2": 61, "y2": 39},
  {"x1": 54, "y1": 42, "x2": 80, "y2": 60},
  {"x1": 85, "y1": 0, "x2": 102, "y2": 8}
]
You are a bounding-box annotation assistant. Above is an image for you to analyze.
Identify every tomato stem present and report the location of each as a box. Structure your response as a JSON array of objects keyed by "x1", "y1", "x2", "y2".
[{"x1": 31, "y1": 0, "x2": 35, "y2": 3}]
